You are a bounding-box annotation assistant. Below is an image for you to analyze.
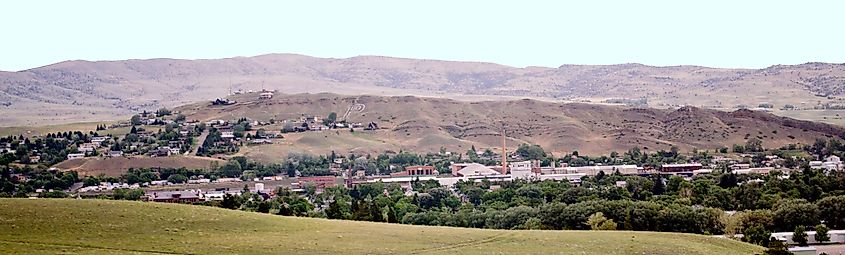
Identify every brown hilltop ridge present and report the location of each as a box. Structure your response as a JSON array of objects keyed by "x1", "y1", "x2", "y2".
[
  {"x1": 178, "y1": 93, "x2": 845, "y2": 155},
  {"x1": 1, "y1": 53, "x2": 845, "y2": 126}
]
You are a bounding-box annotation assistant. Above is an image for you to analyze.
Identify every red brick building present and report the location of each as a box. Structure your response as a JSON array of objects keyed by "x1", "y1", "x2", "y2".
[
  {"x1": 660, "y1": 163, "x2": 703, "y2": 173},
  {"x1": 148, "y1": 191, "x2": 201, "y2": 203},
  {"x1": 403, "y1": 165, "x2": 436, "y2": 176}
]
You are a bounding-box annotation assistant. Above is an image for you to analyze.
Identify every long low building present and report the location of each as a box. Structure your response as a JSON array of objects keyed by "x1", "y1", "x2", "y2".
[
  {"x1": 562, "y1": 165, "x2": 640, "y2": 175},
  {"x1": 721, "y1": 230, "x2": 845, "y2": 245},
  {"x1": 771, "y1": 229, "x2": 845, "y2": 245},
  {"x1": 660, "y1": 163, "x2": 703, "y2": 173}
]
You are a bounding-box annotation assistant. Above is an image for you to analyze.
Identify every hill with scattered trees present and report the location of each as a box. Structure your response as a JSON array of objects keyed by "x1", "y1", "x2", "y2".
[{"x1": 176, "y1": 93, "x2": 845, "y2": 156}]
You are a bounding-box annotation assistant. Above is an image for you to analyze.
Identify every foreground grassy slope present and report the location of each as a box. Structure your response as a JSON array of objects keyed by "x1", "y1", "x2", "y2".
[{"x1": 0, "y1": 199, "x2": 764, "y2": 255}]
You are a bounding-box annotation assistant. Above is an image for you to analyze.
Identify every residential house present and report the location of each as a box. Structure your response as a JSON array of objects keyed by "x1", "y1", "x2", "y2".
[
  {"x1": 168, "y1": 140, "x2": 183, "y2": 148},
  {"x1": 91, "y1": 136, "x2": 109, "y2": 146},
  {"x1": 67, "y1": 153, "x2": 86, "y2": 160},
  {"x1": 308, "y1": 124, "x2": 330, "y2": 131},
  {"x1": 364, "y1": 122, "x2": 379, "y2": 130},
  {"x1": 204, "y1": 190, "x2": 241, "y2": 201},
  {"x1": 214, "y1": 178, "x2": 242, "y2": 183},
  {"x1": 259, "y1": 91, "x2": 274, "y2": 99},
  {"x1": 10, "y1": 174, "x2": 27, "y2": 182},
  {"x1": 733, "y1": 167, "x2": 775, "y2": 175},
  {"x1": 660, "y1": 163, "x2": 703, "y2": 173},
  {"x1": 205, "y1": 119, "x2": 227, "y2": 126},
  {"x1": 261, "y1": 176, "x2": 285, "y2": 181},
  {"x1": 108, "y1": 151, "x2": 124, "y2": 157},
  {"x1": 79, "y1": 143, "x2": 97, "y2": 152},
  {"x1": 147, "y1": 190, "x2": 201, "y2": 203},
  {"x1": 822, "y1": 155, "x2": 842, "y2": 171},
  {"x1": 152, "y1": 147, "x2": 169, "y2": 157},
  {"x1": 220, "y1": 129, "x2": 235, "y2": 139},
  {"x1": 248, "y1": 138, "x2": 273, "y2": 145},
  {"x1": 731, "y1": 163, "x2": 751, "y2": 171},
  {"x1": 150, "y1": 180, "x2": 169, "y2": 186}
]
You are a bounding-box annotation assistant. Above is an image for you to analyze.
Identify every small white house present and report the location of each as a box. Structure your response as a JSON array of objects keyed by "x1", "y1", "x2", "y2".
[
  {"x1": 259, "y1": 92, "x2": 274, "y2": 99},
  {"x1": 67, "y1": 153, "x2": 85, "y2": 160}
]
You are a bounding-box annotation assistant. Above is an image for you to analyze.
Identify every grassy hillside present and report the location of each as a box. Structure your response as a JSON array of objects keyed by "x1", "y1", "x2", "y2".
[{"x1": 0, "y1": 199, "x2": 763, "y2": 254}]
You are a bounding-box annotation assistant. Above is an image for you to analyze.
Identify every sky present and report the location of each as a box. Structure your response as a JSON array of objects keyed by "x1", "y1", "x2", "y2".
[{"x1": 0, "y1": 0, "x2": 843, "y2": 71}]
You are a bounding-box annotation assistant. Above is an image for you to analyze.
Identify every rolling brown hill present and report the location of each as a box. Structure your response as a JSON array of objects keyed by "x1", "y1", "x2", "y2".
[
  {"x1": 177, "y1": 93, "x2": 845, "y2": 158},
  {"x1": 1, "y1": 54, "x2": 844, "y2": 126}
]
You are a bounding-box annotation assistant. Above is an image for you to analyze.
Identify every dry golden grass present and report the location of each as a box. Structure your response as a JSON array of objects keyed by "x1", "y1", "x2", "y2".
[{"x1": 179, "y1": 93, "x2": 845, "y2": 158}]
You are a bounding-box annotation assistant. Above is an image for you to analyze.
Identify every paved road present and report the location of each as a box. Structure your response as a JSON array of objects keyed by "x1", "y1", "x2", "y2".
[
  {"x1": 190, "y1": 130, "x2": 209, "y2": 155},
  {"x1": 813, "y1": 244, "x2": 845, "y2": 255}
]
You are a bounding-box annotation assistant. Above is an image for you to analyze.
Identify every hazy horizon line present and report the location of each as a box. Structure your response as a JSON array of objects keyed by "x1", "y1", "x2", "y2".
[{"x1": 5, "y1": 52, "x2": 844, "y2": 72}]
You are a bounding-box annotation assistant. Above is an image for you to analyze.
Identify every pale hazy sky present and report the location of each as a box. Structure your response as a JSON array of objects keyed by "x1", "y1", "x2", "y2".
[{"x1": 1, "y1": 0, "x2": 843, "y2": 71}]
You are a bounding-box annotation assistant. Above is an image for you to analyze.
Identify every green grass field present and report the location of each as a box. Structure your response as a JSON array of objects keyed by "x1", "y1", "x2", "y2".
[{"x1": 0, "y1": 199, "x2": 763, "y2": 255}]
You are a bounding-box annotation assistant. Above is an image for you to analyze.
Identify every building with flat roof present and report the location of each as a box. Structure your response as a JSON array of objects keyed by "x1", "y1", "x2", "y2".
[
  {"x1": 402, "y1": 165, "x2": 437, "y2": 176},
  {"x1": 450, "y1": 163, "x2": 500, "y2": 177},
  {"x1": 660, "y1": 163, "x2": 703, "y2": 172},
  {"x1": 147, "y1": 190, "x2": 201, "y2": 203}
]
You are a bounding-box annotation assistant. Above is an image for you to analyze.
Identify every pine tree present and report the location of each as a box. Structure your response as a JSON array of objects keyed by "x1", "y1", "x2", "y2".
[
  {"x1": 763, "y1": 237, "x2": 791, "y2": 255},
  {"x1": 386, "y1": 206, "x2": 398, "y2": 223},
  {"x1": 369, "y1": 200, "x2": 383, "y2": 222},
  {"x1": 792, "y1": 225, "x2": 808, "y2": 246},
  {"x1": 815, "y1": 224, "x2": 830, "y2": 243},
  {"x1": 326, "y1": 200, "x2": 343, "y2": 219},
  {"x1": 652, "y1": 175, "x2": 665, "y2": 195}
]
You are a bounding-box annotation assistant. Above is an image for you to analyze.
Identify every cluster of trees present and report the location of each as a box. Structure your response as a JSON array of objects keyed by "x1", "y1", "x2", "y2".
[
  {"x1": 199, "y1": 167, "x2": 844, "y2": 250},
  {"x1": 118, "y1": 125, "x2": 197, "y2": 155},
  {"x1": 155, "y1": 108, "x2": 172, "y2": 116},
  {"x1": 0, "y1": 131, "x2": 103, "y2": 166},
  {"x1": 115, "y1": 167, "x2": 209, "y2": 184},
  {"x1": 0, "y1": 166, "x2": 79, "y2": 197},
  {"x1": 130, "y1": 108, "x2": 183, "y2": 126},
  {"x1": 197, "y1": 128, "x2": 239, "y2": 156},
  {"x1": 499, "y1": 144, "x2": 696, "y2": 169},
  {"x1": 193, "y1": 185, "x2": 316, "y2": 217}
]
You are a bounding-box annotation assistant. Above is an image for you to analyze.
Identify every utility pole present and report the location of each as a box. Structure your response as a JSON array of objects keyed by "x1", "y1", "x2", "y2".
[{"x1": 501, "y1": 123, "x2": 508, "y2": 174}]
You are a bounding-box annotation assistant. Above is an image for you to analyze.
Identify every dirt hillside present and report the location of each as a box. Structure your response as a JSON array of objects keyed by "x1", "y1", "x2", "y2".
[{"x1": 177, "y1": 93, "x2": 845, "y2": 157}]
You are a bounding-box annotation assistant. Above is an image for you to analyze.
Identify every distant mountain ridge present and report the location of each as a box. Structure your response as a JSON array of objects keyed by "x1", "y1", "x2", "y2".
[{"x1": 1, "y1": 53, "x2": 844, "y2": 126}]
